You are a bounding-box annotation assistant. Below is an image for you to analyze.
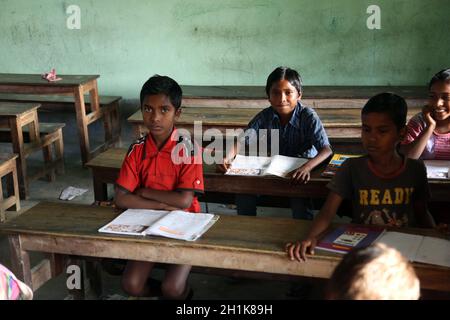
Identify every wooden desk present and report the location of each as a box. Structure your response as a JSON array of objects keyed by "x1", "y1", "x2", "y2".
[
  {"x1": 180, "y1": 85, "x2": 428, "y2": 109},
  {"x1": 0, "y1": 102, "x2": 42, "y2": 198},
  {"x1": 0, "y1": 201, "x2": 448, "y2": 294},
  {"x1": 85, "y1": 148, "x2": 450, "y2": 203},
  {"x1": 0, "y1": 73, "x2": 110, "y2": 165},
  {"x1": 0, "y1": 153, "x2": 20, "y2": 221},
  {"x1": 128, "y1": 106, "x2": 421, "y2": 140}
]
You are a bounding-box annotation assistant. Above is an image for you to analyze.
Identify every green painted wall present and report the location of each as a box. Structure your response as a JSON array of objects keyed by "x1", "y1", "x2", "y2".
[{"x1": 0, "y1": 0, "x2": 448, "y2": 98}]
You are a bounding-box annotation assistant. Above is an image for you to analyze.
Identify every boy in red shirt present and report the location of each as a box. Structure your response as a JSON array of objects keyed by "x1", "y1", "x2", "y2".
[{"x1": 115, "y1": 75, "x2": 203, "y2": 299}]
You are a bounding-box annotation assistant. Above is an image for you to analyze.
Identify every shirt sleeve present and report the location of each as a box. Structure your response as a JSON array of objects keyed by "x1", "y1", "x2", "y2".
[
  {"x1": 306, "y1": 110, "x2": 330, "y2": 151},
  {"x1": 326, "y1": 158, "x2": 353, "y2": 199},
  {"x1": 115, "y1": 146, "x2": 140, "y2": 193},
  {"x1": 175, "y1": 143, "x2": 204, "y2": 195},
  {"x1": 402, "y1": 113, "x2": 425, "y2": 145}
]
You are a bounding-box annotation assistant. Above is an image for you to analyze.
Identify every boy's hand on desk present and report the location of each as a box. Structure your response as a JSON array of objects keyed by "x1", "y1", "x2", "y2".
[
  {"x1": 291, "y1": 165, "x2": 311, "y2": 185},
  {"x1": 285, "y1": 237, "x2": 317, "y2": 262},
  {"x1": 162, "y1": 204, "x2": 183, "y2": 211},
  {"x1": 216, "y1": 157, "x2": 232, "y2": 173}
]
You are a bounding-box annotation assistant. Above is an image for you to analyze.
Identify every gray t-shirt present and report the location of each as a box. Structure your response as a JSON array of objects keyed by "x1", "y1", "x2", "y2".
[{"x1": 327, "y1": 156, "x2": 430, "y2": 227}]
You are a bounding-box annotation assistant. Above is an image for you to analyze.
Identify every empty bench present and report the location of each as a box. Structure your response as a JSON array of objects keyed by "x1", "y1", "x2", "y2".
[
  {"x1": 0, "y1": 92, "x2": 122, "y2": 164},
  {"x1": 0, "y1": 153, "x2": 20, "y2": 222},
  {"x1": 0, "y1": 102, "x2": 65, "y2": 198}
]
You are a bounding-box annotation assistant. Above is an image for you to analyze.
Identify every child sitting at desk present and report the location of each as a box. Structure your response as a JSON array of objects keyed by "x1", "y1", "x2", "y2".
[
  {"x1": 218, "y1": 66, "x2": 332, "y2": 220},
  {"x1": 286, "y1": 92, "x2": 435, "y2": 262},
  {"x1": 114, "y1": 75, "x2": 203, "y2": 299},
  {"x1": 401, "y1": 68, "x2": 450, "y2": 159}
]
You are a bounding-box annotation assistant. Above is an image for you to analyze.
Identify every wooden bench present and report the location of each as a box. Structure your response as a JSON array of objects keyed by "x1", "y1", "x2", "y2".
[
  {"x1": 0, "y1": 102, "x2": 65, "y2": 198},
  {"x1": 179, "y1": 85, "x2": 428, "y2": 109},
  {"x1": 0, "y1": 93, "x2": 121, "y2": 148},
  {"x1": 0, "y1": 201, "x2": 448, "y2": 298},
  {"x1": 0, "y1": 153, "x2": 20, "y2": 222}
]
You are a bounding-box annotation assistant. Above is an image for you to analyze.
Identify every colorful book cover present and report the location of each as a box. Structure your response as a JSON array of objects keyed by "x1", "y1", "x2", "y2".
[
  {"x1": 321, "y1": 154, "x2": 362, "y2": 177},
  {"x1": 316, "y1": 225, "x2": 386, "y2": 254}
]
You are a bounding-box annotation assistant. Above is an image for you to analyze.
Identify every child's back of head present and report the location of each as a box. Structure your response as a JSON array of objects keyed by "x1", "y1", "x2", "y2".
[
  {"x1": 362, "y1": 92, "x2": 408, "y2": 131},
  {"x1": 326, "y1": 243, "x2": 420, "y2": 300},
  {"x1": 140, "y1": 74, "x2": 182, "y2": 109}
]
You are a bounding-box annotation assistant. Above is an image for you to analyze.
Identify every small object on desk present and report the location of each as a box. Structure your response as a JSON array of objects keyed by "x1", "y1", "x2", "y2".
[
  {"x1": 41, "y1": 68, "x2": 62, "y2": 82},
  {"x1": 59, "y1": 186, "x2": 88, "y2": 201},
  {"x1": 316, "y1": 225, "x2": 386, "y2": 254},
  {"x1": 321, "y1": 153, "x2": 362, "y2": 177}
]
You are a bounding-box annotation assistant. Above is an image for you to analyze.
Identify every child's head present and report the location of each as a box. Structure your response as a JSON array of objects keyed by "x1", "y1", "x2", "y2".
[
  {"x1": 265, "y1": 67, "x2": 303, "y2": 119},
  {"x1": 326, "y1": 243, "x2": 420, "y2": 300},
  {"x1": 428, "y1": 68, "x2": 450, "y2": 122},
  {"x1": 140, "y1": 75, "x2": 182, "y2": 140},
  {"x1": 361, "y1": 92, "x2": 407, "y2": 156}
]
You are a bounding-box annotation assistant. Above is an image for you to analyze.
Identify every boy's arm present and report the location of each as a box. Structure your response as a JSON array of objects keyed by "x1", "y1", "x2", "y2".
[
  {"x1": 286, "y1": 191, "x2": 343, "y2": 262},
  {"x1": 413, "y1": 199, "x2": 436, "y2": 228},
  {"x1": 114, "y1": 186, "x2": 178, "y2": 210},
  {"x1": 291, "y1": 145, "x2": 332, "y2": 184},
  {"x1": 135, "y1": 188, "x2": 194, "y2": 210},
  {"x1": 401, "y1": 107, "x2": 436, "y2": 159},
  {"x1": 217, "y1": 139, "x2": 240, "y2": 173}
]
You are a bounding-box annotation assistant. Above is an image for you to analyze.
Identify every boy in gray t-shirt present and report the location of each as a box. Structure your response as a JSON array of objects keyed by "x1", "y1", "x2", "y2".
[
  {"x1": 327, "y1": 155, "x2": 429, "y2": 227},
  {"x1": 286, "y1": 93, "x2": 436, "y2": 262}
]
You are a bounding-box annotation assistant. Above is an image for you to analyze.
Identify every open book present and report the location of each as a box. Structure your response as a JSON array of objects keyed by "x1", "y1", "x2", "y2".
[
  {"x1": 98, "y1": 209, "x2": 219, "y2": 241},
  {"x1": 315, "y1": 225, "x2": 386, "y2": 254},
  {"x1": 376, "y1": 231, "x2": 450, "y2": 268},
  {"x1": 424, "y1": 160, "x2": 450, "y2": 179},
  {"x1": 226, "y1": 154, "x2": 308, "y2": 178},
  {"x1": 321, "y1": 154, "x2": 362, "y2": 177}
]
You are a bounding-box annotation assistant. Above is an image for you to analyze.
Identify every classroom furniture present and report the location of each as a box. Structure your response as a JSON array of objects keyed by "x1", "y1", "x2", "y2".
[
  {"x1": 0, "y1": 102, "x2": 65, "y2": 198},
  {"x1": 127, "y1": 106, "x2": 422, "y2": 140},
  {"x1": 0, "y1": 93, "x2": 121, "y2": 147},
  {"x1": 0, "y1": 73, "x2": 117, "y2": 165},
  {"x1": 179, "y1": 85, "x2": 428, "y2": 109},
  {"x1": 85, "y1": 148, "x2": 450, "y2": 203},
  {"x1": 0, "y1": 153, "x2": 20, "y2": 222},
  {"x1": 0, "y1": 201, "x2": 448, "y2": 296}
]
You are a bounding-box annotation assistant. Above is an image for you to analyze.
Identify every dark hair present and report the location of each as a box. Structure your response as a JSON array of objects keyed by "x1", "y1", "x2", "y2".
[
  {"x1": 140, "y1": 75, "x2": 182, "y2": 109},
  {"x1": 361, "y1": 92, "x2": 407, "y2": 131},
  {"x1": 428, "y1": 68, "x2": 450, "y2": 90},
  {"x1": 265, "y1": 67, "x2": 303, "y2": 96}
]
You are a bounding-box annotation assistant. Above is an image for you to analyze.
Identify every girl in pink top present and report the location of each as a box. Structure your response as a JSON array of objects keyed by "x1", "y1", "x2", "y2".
[{"x1": 402, "y1": 68, "x2": 450, "y2": 159}]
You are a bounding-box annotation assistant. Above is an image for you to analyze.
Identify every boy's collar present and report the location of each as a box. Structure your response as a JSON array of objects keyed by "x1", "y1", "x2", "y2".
[{"x1": 145, "y1": 127, "x2": 178, "y2": 156}]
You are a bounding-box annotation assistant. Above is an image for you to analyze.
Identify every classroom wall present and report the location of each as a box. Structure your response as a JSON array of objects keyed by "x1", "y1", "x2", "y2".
[{"x1": 0, "y1": 0, "x2": 448, "y2": 98}]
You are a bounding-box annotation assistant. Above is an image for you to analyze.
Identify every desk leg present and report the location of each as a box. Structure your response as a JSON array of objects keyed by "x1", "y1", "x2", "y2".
[
  {"x1": 74, "y1": 86, "x2": 90, "y2": 165},
  {"x1": 9, "y1": 235, "x2": 32, "y2": 288},
  {"x1": 93, "y1": 175, "x2": 108, "y2": 202},
  {"x1": 9, "y1": 118, "x2": 27, "y2": 199}
]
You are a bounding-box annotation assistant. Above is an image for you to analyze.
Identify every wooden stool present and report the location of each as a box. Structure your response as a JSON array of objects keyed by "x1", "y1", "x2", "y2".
[{"x1": 0, "y1": 153, "x2": 20, "y2": 222}]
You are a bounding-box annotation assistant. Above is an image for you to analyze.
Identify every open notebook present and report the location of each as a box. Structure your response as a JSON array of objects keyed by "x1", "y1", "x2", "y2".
[
  {"x1": 98, "y1": 209, "x2": 219, "y2": 241},
  {"x1": 424, "y1": 160, "x2": 450, "y2": 179},
  {"x1": 376, "y1": 231, "x2": 450, "y2": 268},
  {"x1": 226, "y1": 154, "x2": 308, "y2": 178}
]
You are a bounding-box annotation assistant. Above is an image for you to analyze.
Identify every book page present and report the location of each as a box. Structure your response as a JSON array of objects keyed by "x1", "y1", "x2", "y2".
[
  {"x1": 424, "y1": 160, "x2": 450, "y2": 179},
  {"x1": 415, "y1": 236, "x2": 450, "y2": 267},
  {"x1": 264, "y1": 155, "x2": 308, "y2": 178},
  {"x1": 225, "y1": 155, "x2": 271, "y2": 176},
  {"x1": 146, "y1": 210, "x2": 217, "y2": 241},
  {"x1": 98, "y1": 209, "x2": 167, "y2": 236},
  {"x1": 376, "y1": 231, "x2": 424, "y2": 261}
]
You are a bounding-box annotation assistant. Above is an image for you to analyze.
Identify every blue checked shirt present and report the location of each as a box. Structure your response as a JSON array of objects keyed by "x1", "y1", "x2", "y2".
[{"x1": 241, "y1": 102, "x2": 330, "y2": 158}]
